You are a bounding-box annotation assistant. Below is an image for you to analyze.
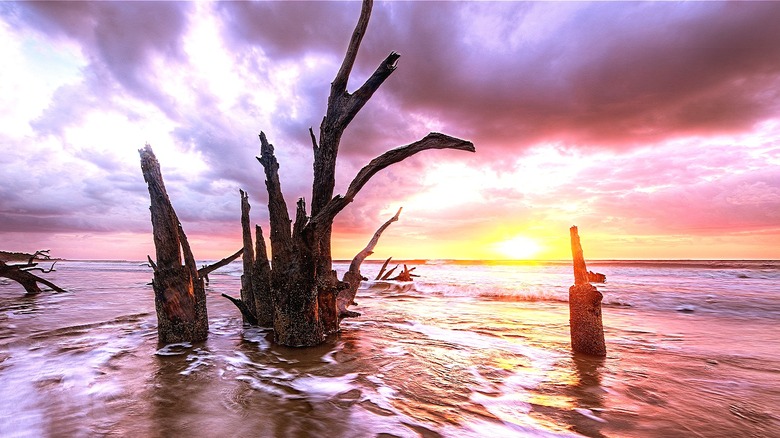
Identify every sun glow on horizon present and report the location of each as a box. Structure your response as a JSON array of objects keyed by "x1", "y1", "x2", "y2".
[{"x1": 494, "y1": 235, "x2": 542, "y2": 260}]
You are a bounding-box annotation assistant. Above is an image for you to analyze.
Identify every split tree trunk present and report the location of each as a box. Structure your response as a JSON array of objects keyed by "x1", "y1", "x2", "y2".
[
  {"x1": 569, "y1": 226, "x2": 606, "y2": 356},
  {"x1": 140, "y1": 145, "x2": 242, "y2": 344}
]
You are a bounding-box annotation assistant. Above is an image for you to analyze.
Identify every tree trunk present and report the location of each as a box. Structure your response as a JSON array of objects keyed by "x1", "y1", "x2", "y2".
[
  {"x1": 239, "y1": 190, "x2": 257, "y2": 324},
  {"x1": 569, "y1": 226, "x2": 606, "y2": 356},
  {"x1": 252, "y1": 225, "x2": 274, "y2": 327},
  {"x1": 140, "y1": 145, "x2": 242, "y2": 344}
]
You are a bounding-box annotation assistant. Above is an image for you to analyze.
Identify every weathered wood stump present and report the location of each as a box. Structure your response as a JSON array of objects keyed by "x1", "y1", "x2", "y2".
[
  {"x1": 140, "y1": 145, "x2": 242, "y2": 344},
  {"x1": 569, "y1": 226, "x2": 606, "y2": 356}
]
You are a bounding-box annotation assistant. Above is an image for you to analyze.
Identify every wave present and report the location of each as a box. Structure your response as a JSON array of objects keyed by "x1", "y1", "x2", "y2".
[{"x1": 362, "y1": 280, "x2": 570, "y2": 304}]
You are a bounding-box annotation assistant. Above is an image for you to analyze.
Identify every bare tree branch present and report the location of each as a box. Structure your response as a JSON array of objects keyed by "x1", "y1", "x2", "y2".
[
  {"x1": 348, "y1": 207, "x2": 401, "y2": 275},
  {"x1": 342, "y1": 51, "x2": 400, "y2": 127},
  {"x1": 198, "y1": 249, "x2": 243, "y2": 278},
  {"x1": 311, "y1": 133, "x2": 474, "y2": 227},
  {"x1": 309, "y1": 127, "x2": 318, "y2": 153},
  {"x1": 1, "y1": 260, "x2": 65, "y2": 294},
  {"x1": 331, "y1": 0, "x2": 373, "y2": 95},
  {"x1": 338, "y1": 208, "x2": 402, "y2": 317},
  {"x1": 221, "y1": 293, "x2": 258, "y2": 325}
]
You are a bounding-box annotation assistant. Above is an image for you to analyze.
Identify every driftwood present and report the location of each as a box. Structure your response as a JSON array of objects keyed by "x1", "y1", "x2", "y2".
[
  {"x1": 569, "y1": 226, "x2": 606, "y2": 356},
  {"x1": 587, "y1": 271, "x2": 606, "y2": 283},
  {"x1": 375, "y1": 257, "x2": 393, "y2": 280},
  {"x1": 139, "y1": 145, "x2": 242, "y2": 344},
  {"x1": 389, "y1": 265, "x2": 417, "y2": 281},
  {"x1": 337, "y1": 208, "x2": 402, "y2": 318},
  {"x1": 374, "y1": 260, "x2": 418, "y2": 282},
  {"x1": 0, "y1": 250, "x2": 65, "y2": 294}
]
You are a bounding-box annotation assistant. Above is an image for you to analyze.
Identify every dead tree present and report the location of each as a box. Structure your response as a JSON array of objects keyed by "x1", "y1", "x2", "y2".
[
  {"x1": 236, "y1": 0, "x2": 474, "y2": 346},
  {"x1": 0, "y1": 250, "x2": 65, "y2": 294},
  {"x1": 569, "y1": 226, "x2": 606, "y2": 356},
  {"x1": 140, "y1": 145, "x2": 242, "y2": 344}
]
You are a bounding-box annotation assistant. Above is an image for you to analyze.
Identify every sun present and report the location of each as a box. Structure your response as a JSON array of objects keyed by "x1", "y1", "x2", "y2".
[{"x1": 495, "y1": 235, "x2": 542, "y2": 260}]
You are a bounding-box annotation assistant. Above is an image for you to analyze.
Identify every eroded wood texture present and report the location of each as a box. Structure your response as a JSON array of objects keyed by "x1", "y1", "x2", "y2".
[{"x1": 569, "y1": 226, "x2": 606, "y2": 356}]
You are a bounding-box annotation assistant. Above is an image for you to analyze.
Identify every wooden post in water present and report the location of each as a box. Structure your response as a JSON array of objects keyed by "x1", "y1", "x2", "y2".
[{"x1": 569, "y1": 226, "x2": 606, "y2": 356}]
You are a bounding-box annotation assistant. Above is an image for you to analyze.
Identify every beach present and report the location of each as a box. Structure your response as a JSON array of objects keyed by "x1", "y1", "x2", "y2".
[{"x1": 1, "y1": 259, "x2": 778, "y2": 437}]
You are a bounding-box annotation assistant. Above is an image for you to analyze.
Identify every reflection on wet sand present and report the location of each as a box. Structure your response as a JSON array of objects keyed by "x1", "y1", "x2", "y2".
[{"x1": 569, "y1": 354, "x2": 606, "y2": 438}]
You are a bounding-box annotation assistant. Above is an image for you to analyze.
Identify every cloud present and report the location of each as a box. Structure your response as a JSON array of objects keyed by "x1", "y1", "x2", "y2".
[
  {"x1": 11, "y1": 1, "x2": 193, "y2": 118},
  {"x1": 2, "y1": 1, "x2": 780, "y2": 259}
]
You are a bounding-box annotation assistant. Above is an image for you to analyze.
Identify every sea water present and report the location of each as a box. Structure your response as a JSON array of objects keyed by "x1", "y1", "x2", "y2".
[{"x1": 1, "y1": 260, "x2": 778, "y2": 437}]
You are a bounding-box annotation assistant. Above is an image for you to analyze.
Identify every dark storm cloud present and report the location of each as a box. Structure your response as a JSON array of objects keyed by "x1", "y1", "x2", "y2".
[
  {"x1": 215, "y1": 1, "x2": 780, "y2": 162},
  {"x1": 365, "y1": 1, "x2": 780, "y2": 152}
]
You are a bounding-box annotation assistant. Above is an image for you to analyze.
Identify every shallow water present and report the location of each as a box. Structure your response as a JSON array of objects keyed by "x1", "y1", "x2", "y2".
[{"x1": 1, "y1": 260, "x2": 779, "y2": 437}]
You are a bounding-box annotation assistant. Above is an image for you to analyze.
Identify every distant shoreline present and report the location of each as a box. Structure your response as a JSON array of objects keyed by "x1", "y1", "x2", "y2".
[{"x1": 0, "y1": 250, "x2": 64, "y2": 263}]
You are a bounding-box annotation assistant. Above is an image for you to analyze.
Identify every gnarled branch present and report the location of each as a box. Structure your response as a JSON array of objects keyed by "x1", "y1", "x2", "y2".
[
  {"x1": 221, "y1": 293, "x2": 258, "y2": 325},
  {"x1": 338, "y1": 208, "x2": 402, "y2": 316},
  {"x1": 375, "y1": 257, "x2": 392, "y2": 281},
  {"x1": 311, "y1": 133, "x2": 474, "y2": 228},
  {"x1": 0, "y1": 260, "x2": 65, "y2": 294},
  {"x1": 342, "y1": 51, "x2": 400, "y2": 128},
  {"x1": 331, "y1": 0, "x2": 373, "y2": 95}
]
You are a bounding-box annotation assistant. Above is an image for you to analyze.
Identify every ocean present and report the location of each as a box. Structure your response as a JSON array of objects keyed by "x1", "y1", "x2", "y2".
[{"x1": 1, "y1": 259, "x2": 778, "y2": 437}]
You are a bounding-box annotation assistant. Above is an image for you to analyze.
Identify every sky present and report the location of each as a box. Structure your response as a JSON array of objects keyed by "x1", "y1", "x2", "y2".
[{"x1": 1, "y1": 1, "x2": 779, "y2": 262}]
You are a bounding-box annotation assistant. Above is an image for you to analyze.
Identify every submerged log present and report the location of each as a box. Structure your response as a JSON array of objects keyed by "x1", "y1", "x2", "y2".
[
  {"x1": 0, "y1": 250, "x2": 65, "y2": 294},
  {"x1": 569, "y1": 226, "x2": 606, "y2": 356}
]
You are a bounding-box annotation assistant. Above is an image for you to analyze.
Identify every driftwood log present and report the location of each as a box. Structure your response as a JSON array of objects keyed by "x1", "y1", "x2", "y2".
[
  {"x1": 569, "y1": 226, "x2": 606, "y2": 356},
  {"x1": 0, "y1": 250, "x2": 65, "y2": 294},
  {"x1": 140, "y1": 145, "x2": 242, "y2": 344}
]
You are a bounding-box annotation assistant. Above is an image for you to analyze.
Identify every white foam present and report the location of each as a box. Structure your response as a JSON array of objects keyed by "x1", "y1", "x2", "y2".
[
  {"x1": 289, "y1": 373, "x2": 358, "y2": 401},
  {"x1": 180, "y1": 348, "x2": 212, "y2": 376},
  {"x1": 155, "y1": 342, "x2": 192, "y2": 356}
]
